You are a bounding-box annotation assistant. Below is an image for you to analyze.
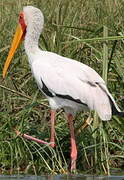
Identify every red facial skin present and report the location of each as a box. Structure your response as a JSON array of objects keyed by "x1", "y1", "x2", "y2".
[{"x1": 19, "y1": 12, "x2": 27, "y2": 38}]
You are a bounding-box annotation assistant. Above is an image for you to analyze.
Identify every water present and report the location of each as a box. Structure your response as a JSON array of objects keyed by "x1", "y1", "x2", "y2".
[{"x1": 0, "y1": 175, "x2": 124, "y2": 180}]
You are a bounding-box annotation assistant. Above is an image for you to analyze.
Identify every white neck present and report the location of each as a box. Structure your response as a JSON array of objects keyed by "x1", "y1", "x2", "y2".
[
  {"x1": 24, "y1": 24, "x2": 40, "y2": 56},
  {"x1": 23, "y1": 7, "x2": 44, "y2": 64}
]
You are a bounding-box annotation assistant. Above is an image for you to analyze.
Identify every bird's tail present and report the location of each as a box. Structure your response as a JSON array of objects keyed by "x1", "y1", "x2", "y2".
[
  {"x1": 109, "y1": 97, "x2": 124, "y2": 118},
  {"x1": 116, "y1": 111, "x2": 124, "y2": 117},
  {"x1": 95, "y1": 83, "x2": 124, "y2": 120}
]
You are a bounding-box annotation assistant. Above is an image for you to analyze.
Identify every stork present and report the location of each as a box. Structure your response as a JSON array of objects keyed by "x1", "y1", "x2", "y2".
[{"x1": 3, "y1": 6, "x2": 124, "y2": 171}]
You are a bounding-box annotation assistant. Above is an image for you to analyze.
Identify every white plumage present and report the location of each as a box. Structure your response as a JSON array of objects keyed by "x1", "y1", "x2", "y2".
[
  {"x1": 3, "y1": 6, "x2": 124, "y2": 171},
  {"x1": 22, "y1": 6, "x2": 122, "y2": 121},
  {"x1": 31, "y1": 50, "x2": 117, "y2": 120}
]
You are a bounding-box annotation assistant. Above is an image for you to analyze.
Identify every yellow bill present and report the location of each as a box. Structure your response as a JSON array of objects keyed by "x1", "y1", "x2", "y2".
[{"x1": 3, "y1": 24, "x2": 24, "y2": 78}]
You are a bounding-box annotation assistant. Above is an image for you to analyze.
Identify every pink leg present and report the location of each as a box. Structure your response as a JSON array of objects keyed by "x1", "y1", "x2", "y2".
[
  {"x1": 50, "y1": 110, "x2": 56, "y2": 148},
  {"x1": 15, "y1": 130, "x2": 49, "y2": 145},
  {"x1": 67, "y1": 114, "x2": 77, "y2": 171},
  {"x1": 15, "y1": 110, "x2": 56, "y2": 147}
]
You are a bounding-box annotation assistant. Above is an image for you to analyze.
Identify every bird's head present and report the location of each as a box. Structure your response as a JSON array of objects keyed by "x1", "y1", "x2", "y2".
[{"x1": 3, "y1": 6, "x2": 44, "y2": 78}]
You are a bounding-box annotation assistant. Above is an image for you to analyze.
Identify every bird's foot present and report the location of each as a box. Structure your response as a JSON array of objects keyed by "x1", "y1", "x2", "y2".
[
  {"x1": 15, "y1": 129, "x2": 21, "y2": 136},
  {"x1": 70, "y1": 159, "x2": 76, "y2": 173},
  {"x1": 50, "y1": 142, "x2": 56, "y2": 148}
]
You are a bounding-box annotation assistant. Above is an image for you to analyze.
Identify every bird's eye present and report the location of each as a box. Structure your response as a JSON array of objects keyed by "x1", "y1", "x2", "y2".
[
  {"x1": 19, "y1": 12, "x2": 24, "y2": 20},
  {"x1": 20, "y1": 15, "x2": 23, "y2": 19}
]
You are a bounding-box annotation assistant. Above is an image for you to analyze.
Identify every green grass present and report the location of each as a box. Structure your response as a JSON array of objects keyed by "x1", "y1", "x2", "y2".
[{"x1": 0, "y1": 0, "x2": 124, "y2": 175}]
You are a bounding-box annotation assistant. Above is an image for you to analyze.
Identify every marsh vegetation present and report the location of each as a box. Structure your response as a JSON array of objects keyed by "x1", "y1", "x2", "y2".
[{"x1": 0, "y1": 0, "x2": 124, "y2": 175}]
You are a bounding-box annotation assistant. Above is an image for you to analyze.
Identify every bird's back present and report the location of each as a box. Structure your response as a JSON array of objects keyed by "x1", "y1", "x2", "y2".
[{"x1": 30, "y1": 50, "x2": 121, "y2": 120}]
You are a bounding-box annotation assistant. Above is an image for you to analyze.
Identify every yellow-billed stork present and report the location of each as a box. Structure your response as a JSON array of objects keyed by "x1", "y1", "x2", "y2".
[{"x1": 3, "y1": 6, "x2": 124, "y2": 171}]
